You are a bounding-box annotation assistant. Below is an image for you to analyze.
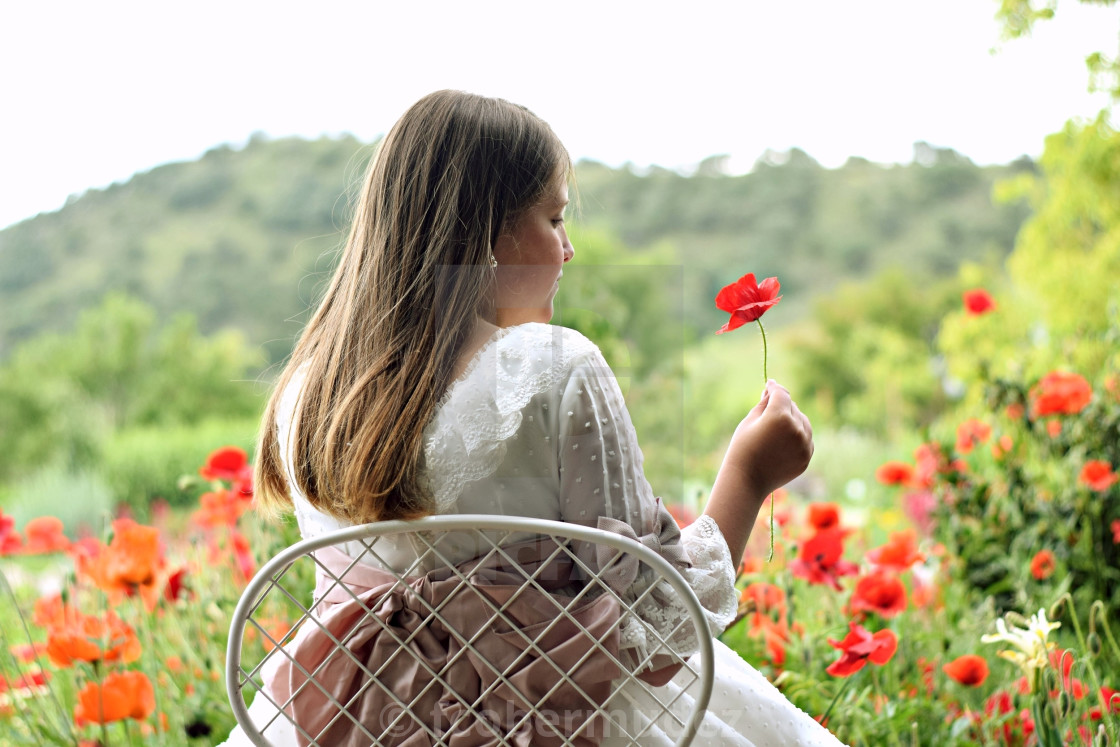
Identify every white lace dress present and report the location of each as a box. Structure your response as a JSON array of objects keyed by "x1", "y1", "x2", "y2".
[{"x1": 224, "y1": 323, "x2": 844, "y2": 747}]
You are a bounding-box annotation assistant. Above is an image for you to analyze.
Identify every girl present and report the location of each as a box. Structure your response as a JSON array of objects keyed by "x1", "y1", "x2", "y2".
[{"x1": 227, "y1": 90, "x2": 844, "y2": 746}]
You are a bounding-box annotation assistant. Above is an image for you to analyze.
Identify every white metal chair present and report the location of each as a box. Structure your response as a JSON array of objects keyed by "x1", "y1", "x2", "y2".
[{"x1": 226, "y1": 515, "x2": 715, "y2": 746}]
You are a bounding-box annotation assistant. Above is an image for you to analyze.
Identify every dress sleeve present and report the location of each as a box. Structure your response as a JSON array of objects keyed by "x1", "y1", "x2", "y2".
[{"x1": 555, "y1": 349, "x2": 738, "y2": 663}]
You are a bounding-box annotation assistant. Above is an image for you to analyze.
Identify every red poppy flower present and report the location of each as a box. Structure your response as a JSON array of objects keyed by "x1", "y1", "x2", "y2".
[
  {"x1": 1113, "y1": 520, "x2": 1120, "y2": 545},
  {"x1": 714, "y1": 273, "x2": 781, "y2": 334},
  {"x1": 789, "y1": 528, "x2": 859, "y2": 591},
  {"x1": 1079, "y1": 460, "x2": 1119, "y2": 491},
  {"x1": 850, "y1": 568, "x2": 908, "y2": 618},
  {"x1": 962, "y1": 288, "x2": 996, "y2": 316},
  {"x1": 73, "y1": 670, "x2": 155, "y2": 726},
  {"x1": 866, "y1": 529, "x2": 925, "y2": 572},
  {"x1": 1090, "y1": 686, "x2": 1119, "y2": 720},
  {"x1": 806, "y1": 502, "x2": 841, "y2": 532},
  {"x1": 0, "y1": 511, "x2": 23, "y2": 556},
  {"x1": 199, "y1": 446, "x2": 250, "y2": 482},
  {"x1": 826, "y1": 622, "x2": 898, "y2": 677},
  {"x1": 943, "y1": 654, "x2": 989, "y2": 686},
  {"x1": 985, "y1": 690, "x2": 1036, "y2": 745},
  {"x1": 875, "y1": 461, "x2": 914, "y2": 486},
  {"x1": 954, "y1": 418, "x2": 992, "y2": 455},
  {"x1": 164, "y1": 567, "x2": 190, "y2": 603},
  {"x1": 22, "y1": 516, "x2": 70, "y2": 554},
  {"x1": 1029, "y1": 371, "x2": 1092, "y2": 417},
  {"x1": 1030, "y1": 549, "x2": 1056, "y2": 580}
]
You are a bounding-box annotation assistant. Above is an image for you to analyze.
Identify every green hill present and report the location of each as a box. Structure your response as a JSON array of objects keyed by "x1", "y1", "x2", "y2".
[{"x1": 0, "y1": 135, "x2": 1032, "y2": 363}]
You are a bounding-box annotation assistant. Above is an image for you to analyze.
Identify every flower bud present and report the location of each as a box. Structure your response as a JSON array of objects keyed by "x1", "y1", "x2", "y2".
[
  {"x1": 1058, "y1": 691, "x2": 1073, "y2": 718},
  {"x1": 1044, "y1": 668, "x2": 1060, "y2": 693},
  {"x1": 1087, "y1": 631, "x2": 1102, "y2": 658}
]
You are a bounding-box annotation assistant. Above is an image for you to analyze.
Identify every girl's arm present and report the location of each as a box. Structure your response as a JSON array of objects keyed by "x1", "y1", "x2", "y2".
[{"x1": 704, "y1": 380, "x2": 814, "y2": 564}]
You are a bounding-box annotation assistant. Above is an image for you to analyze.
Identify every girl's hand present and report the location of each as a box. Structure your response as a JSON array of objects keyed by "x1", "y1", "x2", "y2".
[{"x1": 727, "y1": 379, "x2": 814, "y2": 499}]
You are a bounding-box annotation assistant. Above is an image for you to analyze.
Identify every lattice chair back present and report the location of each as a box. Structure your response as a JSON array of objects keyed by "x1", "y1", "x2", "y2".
[{"x1": 226, "y1": 514, "x2": 715, "y2": 746}]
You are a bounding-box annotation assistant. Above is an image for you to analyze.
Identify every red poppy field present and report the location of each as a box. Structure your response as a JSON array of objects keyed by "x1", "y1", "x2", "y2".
[{"x1": 1, "y1": 349, "x2": 1118, "y2": 745}]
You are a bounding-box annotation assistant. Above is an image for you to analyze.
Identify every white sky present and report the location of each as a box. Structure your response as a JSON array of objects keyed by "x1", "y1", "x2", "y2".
[{"x1": 1, "y1": 0, "x2": 1117, "y2": 231}]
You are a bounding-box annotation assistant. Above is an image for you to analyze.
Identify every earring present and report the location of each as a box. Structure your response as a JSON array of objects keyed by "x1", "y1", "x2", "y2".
[{"x1": 489, "y1": 253, "x2": 498, "y2": 268}]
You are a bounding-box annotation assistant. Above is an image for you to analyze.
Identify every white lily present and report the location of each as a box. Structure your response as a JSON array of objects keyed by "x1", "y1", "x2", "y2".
[{"x1": 980, "y1": 608, "x2": 1060, "y2": 691}]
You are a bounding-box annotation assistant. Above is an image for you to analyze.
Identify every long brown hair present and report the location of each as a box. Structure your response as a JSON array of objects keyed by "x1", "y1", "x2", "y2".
[{"x1": 255, "y1": 90, "x2": 570, "y2": 523}]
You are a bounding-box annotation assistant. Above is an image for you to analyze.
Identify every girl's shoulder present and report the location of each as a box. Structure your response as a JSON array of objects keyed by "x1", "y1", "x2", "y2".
[{"x1": 494, "y1": 322, "x2": 602, "y2": 369}]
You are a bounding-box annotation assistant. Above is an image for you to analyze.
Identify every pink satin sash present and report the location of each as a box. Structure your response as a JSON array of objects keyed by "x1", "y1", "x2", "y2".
[{"x1": 268, "y1": 538, "x2": 625, "y2": 746}]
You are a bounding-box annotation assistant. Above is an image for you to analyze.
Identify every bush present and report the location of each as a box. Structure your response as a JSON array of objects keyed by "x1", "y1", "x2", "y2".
[{"x1": 99, "y1": 417, "x2": 258, "y2": 518}]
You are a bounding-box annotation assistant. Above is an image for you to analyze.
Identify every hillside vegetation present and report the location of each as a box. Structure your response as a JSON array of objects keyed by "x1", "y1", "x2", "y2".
[{"x1": 0, "y1": 136, "x2": 1030, "y2": 361}]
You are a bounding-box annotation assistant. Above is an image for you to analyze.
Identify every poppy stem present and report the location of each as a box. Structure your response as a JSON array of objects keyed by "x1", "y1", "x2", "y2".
[
  {"x1": 756, "y1": 319, "x2": 768, "y2": 383},
  {"x1": 821, "y1": 671, "x2": 856, "y2": 724},
  {"x1": 766, "y1": 493, "x2": 775, "y2": 563},
  {"x1": 757, "y1": 319, "x2": 776, "y2": 561}
]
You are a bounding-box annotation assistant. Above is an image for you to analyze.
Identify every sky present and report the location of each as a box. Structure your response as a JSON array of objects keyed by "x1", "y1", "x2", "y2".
[{"x1": 1, "y1": 0, "x2": 1117, "y2": 231}]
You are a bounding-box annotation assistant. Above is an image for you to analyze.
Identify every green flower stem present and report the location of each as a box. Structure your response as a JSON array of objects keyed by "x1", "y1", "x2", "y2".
[
  {"x1": 757, "y1": 319, "x2": 768, "y2": 383},
  {"x1": 1090, "y1": 600, "x2": 1120, "y2": 663},
  {"x1": 0, "y1": 565, "x2": 73, "y2": 739},
  {"x1": 1055, "y1": 595, "x2": 1119, "y2": 744},
  {"x1": 766, "y1": 493, "x2": 775, "y2": 563},
  {"x1": 821, "y1": 671, "x2": 856, "y2": 725},
  {"x1": 1032, "y1": 695, "x2": 1062, "y2": 747},
  {"x1": 757, "y1": 319, "x2": 776, "y2": 561}
]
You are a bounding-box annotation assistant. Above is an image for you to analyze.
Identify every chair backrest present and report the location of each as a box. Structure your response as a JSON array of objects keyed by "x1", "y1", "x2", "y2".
[{"x1": 226, "y1": 514, "x2": 715, "y2": 746}]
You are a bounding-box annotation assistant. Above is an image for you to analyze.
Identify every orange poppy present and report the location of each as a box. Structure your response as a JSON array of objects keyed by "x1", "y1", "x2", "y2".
[
  {"x1": 45, "y1": 608, "x2": 141, "y2": 668},
  {"x1": 943, "y1": 654, "x2": 989, "y2": 686},
  {"x1": 739, "y1": 582, "x2": 790, "y2": 667},
  {"x1": 1079, "y1": 460, "x2": 1118, "y2": 491},
  {"x1": 806, "y1": 502, "x2": 841, "y2": 531},
  {"x1": 665, "y1": 503, "x2": 696, "y2": 529},
  {"x1": 1029, "y1": 371, "x2": 1092, "y2": 417},
  {"x1": 230, "y1": 530, "x2": 255, "y2": 582},
  {"x1": 79, "y1": 519, "x2": 164, "y2": 609},
  {"x1": 1030, "y1": 549, "x2": 1056, "y2": 581},
  {"x1": 192, "y1": 489, "x2": 248, "y2": 529},
  {"x1": 954, "y1": 419, "x2": 991, "y2": 455},
  {"x1": 73, "y1": 670, "x2": 155, "y2": 726},
  {"x1": 866, "y1": 529, "x2": 925, "y2": 572},
  {"x1": 22, "y1": 516, "x2": 70, "y2": 554},
  {"x1": 875, "y1": 461, "x2": 914, "y2": 486}
]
